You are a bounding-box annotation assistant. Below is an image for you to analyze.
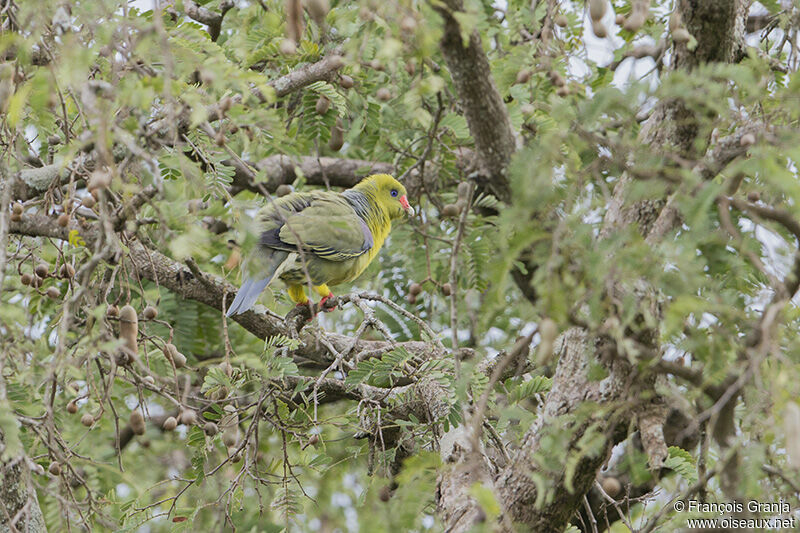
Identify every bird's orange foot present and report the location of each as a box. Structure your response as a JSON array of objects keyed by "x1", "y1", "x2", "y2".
[{"x1": 319, "y1": 293, "x2": 337, "y2": 312}]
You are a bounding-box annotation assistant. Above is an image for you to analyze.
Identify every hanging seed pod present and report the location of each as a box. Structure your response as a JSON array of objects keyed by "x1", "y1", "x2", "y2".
[
  {"x1": 162, "y1": 416, "x2": 178, "y2": 431},
  {"x1": 119, "y1": 305, "x2": 138, "y2": 358},
  {"x1": 315, "y1": 96, "x2": 330, "y2": 115},
  {"x1": 441, "y1": 204, "x2": 459, "y2": 218},
  {"x1": 20, "y1": 273, "x2": 32, "y2": 286},
  {"x1": 106, "y1": 304, "x2": 119, "y2": 318},
  {"x1": 515, "y1": 69, "x2": 532, "y2": 85},
  {"x1": 57, "y1": 213, "x2": 69, "y2": 227},
  {"x1": 409, "y1": 283, "x2": 422, "y2": 296},
  {"x1": 130, "y1": 409, "x2": 146, "y2": 435},
  {"x1": 179, "y1": 409, "x2": 197, "y2": 426},
  {"x1": 555, "y1": 14, "x2": 568, "y2": 27},
  {"x1": 328, "y1": 118, "x2": 344, "y2": 151},
  {"x1": 304, "y1": 0, "x2": 329, "y2": 26},
  {"x1": 143, "y1": 375, "x2": 155, "y2": 385},
  {"x1": 400, "y1": 15, "x2": 417, "y2": 33},
  {"x1": 279, "y1": 38, "x2": 296, "y2": 55},
  {"x1": 66, "y1": 399, "x2": 78, "y2": 414},
  {"x1": 87, "y1": 170, "x2": 111, "y2": 191},
  {"x1": 222, "y1": 426, "x2": 240, "y2": 447},
  {"x1": 10, "y1": 212, "x2": 21, "y2": 222},
  {"x1": 591, "y1": 20, "x2": 608, "y2": 38},
  {"x1": 589, "y1": 0, "x2": 606, "y2": 22},
  {"x1": 204, "y1": 422, "x2": 219, "y2": 436},
  {"x1": 60, "y1": 263, "x2": 75, "y2": 278},
  {"x1": 46, "y1": 286, "x2": 61, "y2": 300},
  {"x1": 615, "y1": 14, "x2": 625, "y2": 26},
  {"x1": 48, "y1": 462, "x2": 62, "y2": 476},
  {"x1": 623, "y1": 1, "x2": 648, "y2": 33},
  {"x1": 276, "y1": 184, "x2": 293, "y2": 197},
  {"x1": 441, "y1": 283, "x2": 452, "y2": 296},
  {"x1": 376, "y1": 87, "x2": 392, "y2": 101},
  {"x1": 672, "y1": 28, "x2": 691, "y2": 44},
  {"x1": 600, "y1": 475, "x2": 622, "y2": 498},
  {"x1": 556, "y1": 86, "x2": 570, "y2": 97},
  {"x1": 143, "y1": 305, "x2": 158, "y2": 320},
  {"x1": 12, "y1": 202, "x2": 23, "y2": 215},
  {"x1": 740, "y1": 133, "x2": 756, "y2": 147},
  {"x1": 81, "y1": 413, "x2": 94, "y2": 427},
  {"x1": 339, "y1": 75, "x2": 354, "y2": 89},
  {"x1": 35, "y1": 263, "x2": 49, "y2": 278}
]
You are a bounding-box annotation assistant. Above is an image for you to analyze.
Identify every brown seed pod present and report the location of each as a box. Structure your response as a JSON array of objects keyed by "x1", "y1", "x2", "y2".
[
  {"x1": 143, "y1": 375, "x2": 155, "y2": 385},
  {"x1": 31, "y1": 276, "x2": 43, "y2": 288},
  {"x1": 173, "y1": 351, "x2": 187, "y2": 369},
  {"x1": 48, "y1": 461, "x2": 62, "y2": 476},
  {"x1": 305, "y1": 0, "x2": 329, "y2": 25},
  {"x1": 279, "y1": 38, "x2": 296, "y2": 55},
  {"x1": 119, "y1": 305, "x2": 138, "y2": 358},
  {"x1": 600, "y1": 476, "x2": 622, "y2": 498},
  {"x1": 87, "y1": 170, "x2": 112, "y2": 191},
  {"x1": 672, "y1": 28, "x2": 691, "y2": 44},
  {"x1": 60, "y1": 263, "x2": 75, "y2": 278},
  {"x1": 623, "y1": 11, "x2": 646, "y2": 32},
  {"x1": 589, "y1": 0, "x2": 606, "y2": 22},
  {"x1": 219, "y1": 96, "x2": 233, "y2": 113},
  {"x1": 409, "y1": 283, "x2": 422, "y2": 296},
  {"x1": 81, "y1": 413, "x2": 94, "y2": 427},
  {"x1": 222, "y1": 426, "x2": 239, "y2": 447},
  {"x1": 404, "y1": 61, "x2": 416, "y2": 76},
  {"x1": 180, "y1": 409, "x2": 197, "y2": 426},
  {"x1": 521, "y1": 103, "x2": 535, "y2": 117},
  {"x1": 457, "y1": 181, "x2": 470, "y2": 200},
  {"x1": 106, "y1": 304, "x2": 119, "y2": 318},
  {"x1": 747, "y1": 191, "x2": 760, "y2": 202},
  {"x1": 275, "y1": 184, "x2": 293, "y2": 197},
  {"x1": 379, "y1": 485, "x2": 391, "y2": 502},
  {"x1": 515, "y1": 69, "x2": 532, "y2": 85},
  {"x1": 315, "y1": 96, "x2": 330, "y2": 115},
  {"x1": 57, "y1": 213, "x2": 69, "y2": 227},
  {"x1": 740, "y1": 133, "x2": 756, "y2": 147},
  {"x1": 441, "y1": 204, "x2": 460, "y2": 218},
  {"x1": 12, "y1": 202, "x2": 23, "y2": 215},
  {"x1": 35, "y1": 263, "x2": 49, "y2": 278},
  {"x1": 339, "y1": 75, "x2": 354, "y2": 89},
  {"x1": 204, "y1": 422, "x2": 219, "y2": 436},
  {"x1": 555, "y1": 14, "x2": 568, "y2": 27},
  {"x1": 615, "y1": 14, "x2": 625, "y2": 26},
  {"x1": 46, "y1": 286, "x2": 61, "y2": 300},
  {"x1": 10, "y1": 212, "x2": 21, "y2": 222},
  {"x1": 90, "y1": 189, "x2": 100, "y2": 201},
  {"x1": 441, "y1": 283, "x2": 452, "y2": 296},
  {"x1": 591, "y1": 20, "x2": 608, "y2": 38},
  {"x1": 214, "y1": 132, "x2": 225, "y2": 146},
  {"x1": 130, "y1": 409, "x2": 146, "y2": 435},
  {"x1": 21, "y1": 273, "x2": 32, "y2": 286},
  {"x1": 229, "y1": 449, "x2": 242, "y2": 463},
  {"x1": 400, "y1": 15, "x2": 417, "y2": 33},
  {"x1": 549, "y1": 71, "x2": 566, "y2": 87},
  {"x1": 407, "y1": 293, "x2": 417, "y2": 304},
  {"x1": 369, "y1": 59, "x2": 385, "y2": 71},
  {"x1": 66, "y1": 399, "x2": 78, "y2": 414},
  {"x1": 328, "y1": 118, "x2": 344, "y2": 151},
  {"x1": 376, "y1": 87, "x2": 392, "y2": 101},
  {"x1": 556, "y1": 86, "x2": 570, "y2": 97},
  {"x1": 143, "y1": 305, "x2": 158, "y2": 320},
  {"x1": 162, "y1": 416, "x2": 178, "y2": 431}
]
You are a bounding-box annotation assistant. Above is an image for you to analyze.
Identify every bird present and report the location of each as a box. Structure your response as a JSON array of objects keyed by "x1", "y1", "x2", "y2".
[{"x1": 225, "y1": 174, "x2": 413, "y2": 316}]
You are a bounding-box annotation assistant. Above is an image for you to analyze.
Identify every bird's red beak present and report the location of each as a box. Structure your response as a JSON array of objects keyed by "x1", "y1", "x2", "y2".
[{"x1": 399, "y1": 195, "x2": 413, "y2": 215}]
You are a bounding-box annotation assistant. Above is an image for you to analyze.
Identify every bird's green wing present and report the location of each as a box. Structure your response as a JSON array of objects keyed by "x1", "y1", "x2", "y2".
[{"x1": 274, "y1": 196, "x2": 373, "y2": 261}]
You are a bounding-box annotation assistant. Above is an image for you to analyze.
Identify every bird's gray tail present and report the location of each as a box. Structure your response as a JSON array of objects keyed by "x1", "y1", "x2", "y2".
[
  {"x1": 226, "y1": 277, "x2": 270, "y2": 316},
  {"x1": 226, "y1": 251, "x2": 291, "y2": 316}
]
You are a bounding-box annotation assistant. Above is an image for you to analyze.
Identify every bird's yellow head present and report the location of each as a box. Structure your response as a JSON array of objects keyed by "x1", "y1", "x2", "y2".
[{"x1": 354, "y1": 174, "x2": 413, "y2": 219}]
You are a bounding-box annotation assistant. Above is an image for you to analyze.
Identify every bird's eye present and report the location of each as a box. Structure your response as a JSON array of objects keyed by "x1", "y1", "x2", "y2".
[{"x1": 390, "y1": 189, "x2": 398, "y2": 197}]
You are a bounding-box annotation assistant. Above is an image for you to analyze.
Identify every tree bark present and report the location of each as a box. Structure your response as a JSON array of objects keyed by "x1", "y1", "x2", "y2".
[{"x1": 0, "y1": 436, "x2": 48, "y2": 533}]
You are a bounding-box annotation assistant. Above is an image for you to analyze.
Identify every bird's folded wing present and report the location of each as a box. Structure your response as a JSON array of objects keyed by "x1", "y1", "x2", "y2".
[{"x1": 273, "y1": 198, "x2": 373, "y2": 261}]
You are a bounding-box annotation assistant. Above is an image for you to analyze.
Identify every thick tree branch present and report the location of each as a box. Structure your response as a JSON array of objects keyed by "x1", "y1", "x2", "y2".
[
  {"x1": 435, "y1": 0, "x2": 516, "y2": 202},
  {"x1": 228, "y1": 155, "x2": 393, "y2": 195},
  {"x1": 7, "y1": 213, "x2": 441, "y2": 368},
  {"x1": 183, "y1": 0, "x2": 234, "y2": 41}
]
